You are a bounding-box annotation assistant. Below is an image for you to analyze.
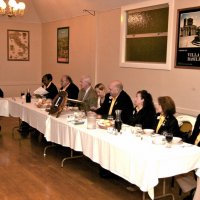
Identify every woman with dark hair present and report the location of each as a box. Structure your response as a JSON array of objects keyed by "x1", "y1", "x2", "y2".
[
  {"x1": 155, "y1": 96, "x2": 180, "y2": 137},
  {"x1": 128, "y1": 90, "x2": 156, "y2": 129}
]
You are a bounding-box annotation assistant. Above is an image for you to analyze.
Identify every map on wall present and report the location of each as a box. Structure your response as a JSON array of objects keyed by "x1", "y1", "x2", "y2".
[{"x1": 7, "y1": 30, "x2": 29, "y2": 61}]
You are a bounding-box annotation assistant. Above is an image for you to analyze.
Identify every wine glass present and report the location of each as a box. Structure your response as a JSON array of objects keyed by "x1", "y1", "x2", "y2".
[
  {"x1": 107, "y1": 115, "x2": 114, "y2": 121},
  {"x1": 165, "y1": 132, "x2": 173, "y2": 147},
  {"x1": 135, "y1": 124, "x2": 143, "y2": 137},
  {"x1": 21, "y1": 91, "x2": 25, "y2": 98},
  {"x1": 107, "y1": 115, "x2": 114, "y2": 127}
]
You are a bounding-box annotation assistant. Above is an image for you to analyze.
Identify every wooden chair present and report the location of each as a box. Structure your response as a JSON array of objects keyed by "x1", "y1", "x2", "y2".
[{"x1": 174, "y1": 115, "x2": 197, "y2": 196}]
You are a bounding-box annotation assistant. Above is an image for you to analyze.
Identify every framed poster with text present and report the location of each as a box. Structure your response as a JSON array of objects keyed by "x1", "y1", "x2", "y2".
[{"x1": 176, "y1": 7, "x2": 200, "y2": 68}]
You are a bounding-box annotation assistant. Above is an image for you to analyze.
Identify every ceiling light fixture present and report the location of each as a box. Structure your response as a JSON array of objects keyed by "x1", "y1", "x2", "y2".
[{"x1": 0, "y1": 0, "x2": 25, "y2": 17}]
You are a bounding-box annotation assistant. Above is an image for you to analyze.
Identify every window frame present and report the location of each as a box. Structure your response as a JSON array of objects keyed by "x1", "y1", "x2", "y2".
[{"x1": 120, "y1": 0, "x2": 175, "y2": 70}]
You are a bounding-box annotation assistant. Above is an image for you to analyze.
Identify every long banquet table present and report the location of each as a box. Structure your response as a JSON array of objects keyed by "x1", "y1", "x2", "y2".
[
  {"x1": 0, "y1": 98, "x2": 9, "y2": 117},
  {"x1": 2, "y1": 97, "x2": 200, "y2": 199}
]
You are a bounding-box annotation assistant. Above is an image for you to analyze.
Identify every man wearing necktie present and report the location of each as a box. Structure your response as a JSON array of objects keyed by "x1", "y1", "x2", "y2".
[
  {"x1": 96, "y1": 80, "x2": 133, "y2": 124},
  {"x1": 179, "y1": 115, "x2": 200, "y2": 200}
]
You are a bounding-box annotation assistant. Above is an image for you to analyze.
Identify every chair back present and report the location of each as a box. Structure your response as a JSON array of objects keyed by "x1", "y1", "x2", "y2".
[
  {"x1": 176, "y1": 115, "x2": 196, "y2": 137},
  {"x1": 176, "y1": 115, "x2": 196, "y2": 130}
]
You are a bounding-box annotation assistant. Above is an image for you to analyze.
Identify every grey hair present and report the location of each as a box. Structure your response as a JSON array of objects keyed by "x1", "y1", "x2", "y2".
[{"x1": 81, "y1": 75, "x2": 91, "y2": 85}]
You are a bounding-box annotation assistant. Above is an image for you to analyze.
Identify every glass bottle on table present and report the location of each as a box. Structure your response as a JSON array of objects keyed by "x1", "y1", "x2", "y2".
[{"x1": 26, "y1": 89, "x2": 31, "y2": 103}]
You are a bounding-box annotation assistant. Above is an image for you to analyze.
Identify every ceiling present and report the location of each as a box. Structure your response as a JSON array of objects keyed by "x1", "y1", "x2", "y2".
[{"x1": 0, "y1": 0, "x2": 148, "y2": 23}]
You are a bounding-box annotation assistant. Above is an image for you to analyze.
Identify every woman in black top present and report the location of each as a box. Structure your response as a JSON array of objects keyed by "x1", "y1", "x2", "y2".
[
  {"x1": 128, "y1": 90, "x2": 156, "y2": 129},
  {"x1": 155, "y1": 96, "x2": 180, "y2": 137}
]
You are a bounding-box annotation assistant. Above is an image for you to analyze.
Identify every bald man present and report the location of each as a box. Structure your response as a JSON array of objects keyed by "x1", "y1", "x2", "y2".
[
  {"x1": 96, "y1": 80, "x2": 133, "y2": 124},
  {"x1": 78, "y1": 75, "x2": 97, "y2": 111},
  {"x1": 60, "y1": 75, "x2": 79, "y2": 100}
]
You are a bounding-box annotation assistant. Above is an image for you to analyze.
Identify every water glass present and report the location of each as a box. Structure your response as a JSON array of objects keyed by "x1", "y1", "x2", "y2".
[
  {"x1": 107, "y1": 115, "x2": 114, "y2": 121},
  {"x1": 135, "y1": 124, "x2": 143, "y2": 136}
]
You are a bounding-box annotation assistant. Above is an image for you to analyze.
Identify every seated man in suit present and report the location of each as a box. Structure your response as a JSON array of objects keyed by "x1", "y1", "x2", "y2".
[
  {"x1": 181, "y1": 115, "x2": 200, "y2": 200},
  {"x1": 95, "y1": 80, "x2": 134, "y2": 124},
  {"x1": 187, "y1": 114, "x2": 200, "y2": 146},
  {"x1": 60, "y1": 75, "x2": 79, "y2": 100},
  {"x1": 78, "y1": 75, "x2": 97, "y2": 111},
  {"x1": 42, "y1": 74, "x2": 58, "y2": 100}
]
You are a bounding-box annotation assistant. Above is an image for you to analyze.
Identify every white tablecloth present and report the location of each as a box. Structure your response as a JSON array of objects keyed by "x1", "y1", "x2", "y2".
[
  {"x1": 8, "y1": 97, "x2": 48, "y2": 134},
  {"x1": 4, "y1": 98, "x2": 200, "y2": 199},
  {"x1": 0, "y1": 98, "x2": 9, "y2": 117}
]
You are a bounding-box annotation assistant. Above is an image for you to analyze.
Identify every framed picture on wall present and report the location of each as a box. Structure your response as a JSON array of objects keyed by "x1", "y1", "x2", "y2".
[
  {"x1": 176, "y1": 7, "x2": 200, "y2": 68},
  {"x1": 57, "y1": 27, "x2": 69, "y2": 63},
  {"x1": 7, "y1": 30, "x2": 29, "y2": 61}
]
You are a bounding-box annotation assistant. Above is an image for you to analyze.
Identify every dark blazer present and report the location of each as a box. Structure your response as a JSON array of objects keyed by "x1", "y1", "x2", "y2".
[
  {"x1": 187, "y1": 114, "x2": 200, "y2": 146},
  {"x1": 155, "y1": 113, "x2": 180, "y2": 137},
  {"x1": 78, "y1": 87, "x2": 97, "y2": 111},
  {"x1": 128, "y1": 107, "x2": 156, "y2": 129},
  {"x1": 60, "y1": 83, "x2": 79, "y2": 100},
  {"x1": 44, "y1": 82, "x2": 58, "y2": 100},
  {"x1": 0, "y1": 88, "x2": 3, "y2": 98},
  {"x1": 96, "y1": 90, "x2": 134, "y2": 124}
]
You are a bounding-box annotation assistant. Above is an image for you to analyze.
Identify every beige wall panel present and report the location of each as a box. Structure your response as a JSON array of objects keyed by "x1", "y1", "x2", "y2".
[
  {"x1": 0, "y1": 21, "x2": 42, "y2": 97},
  {"x1": 42, "y1": 15, "x2": 96, "y2": 89}
]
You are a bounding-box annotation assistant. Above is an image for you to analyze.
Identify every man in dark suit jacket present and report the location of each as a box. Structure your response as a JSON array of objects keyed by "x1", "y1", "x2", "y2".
[
  {"x1": 60, "y1": 75, "x2": 79, "y2": 100},
  {"x1": 187, "y1": 114, "x2": 200, "y2": 146},
  {"x1": 96, "y1": 80, "x2": 134, "y2": 124},
  {"x1": 42, "y1": 74, "x2": 58, "y2": 100},
  {"x1": 78, "y1": 75, "x2": 97, "y2": 111},
  {"x1": 0, "y1": 88, "x2": 3, "y2": 98}
]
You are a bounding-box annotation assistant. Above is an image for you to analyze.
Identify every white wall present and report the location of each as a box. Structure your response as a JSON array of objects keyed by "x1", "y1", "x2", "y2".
[
  {"x1": 0, "y1": 21, "x2": 42, "y2": 97},
  {"x1": 42, "y1": 15, "x2": 96, "y2": 88}
]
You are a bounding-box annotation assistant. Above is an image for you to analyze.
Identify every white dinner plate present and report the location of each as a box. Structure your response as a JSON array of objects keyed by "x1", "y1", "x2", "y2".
[{"x1": 172, "y1": 137, "x2": 182, "y2": 144}]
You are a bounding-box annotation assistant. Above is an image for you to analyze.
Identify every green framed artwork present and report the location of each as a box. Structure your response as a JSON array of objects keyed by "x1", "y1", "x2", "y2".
[{"x1": 57, "y1": 27, "x2": 69, "y2": 63}]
